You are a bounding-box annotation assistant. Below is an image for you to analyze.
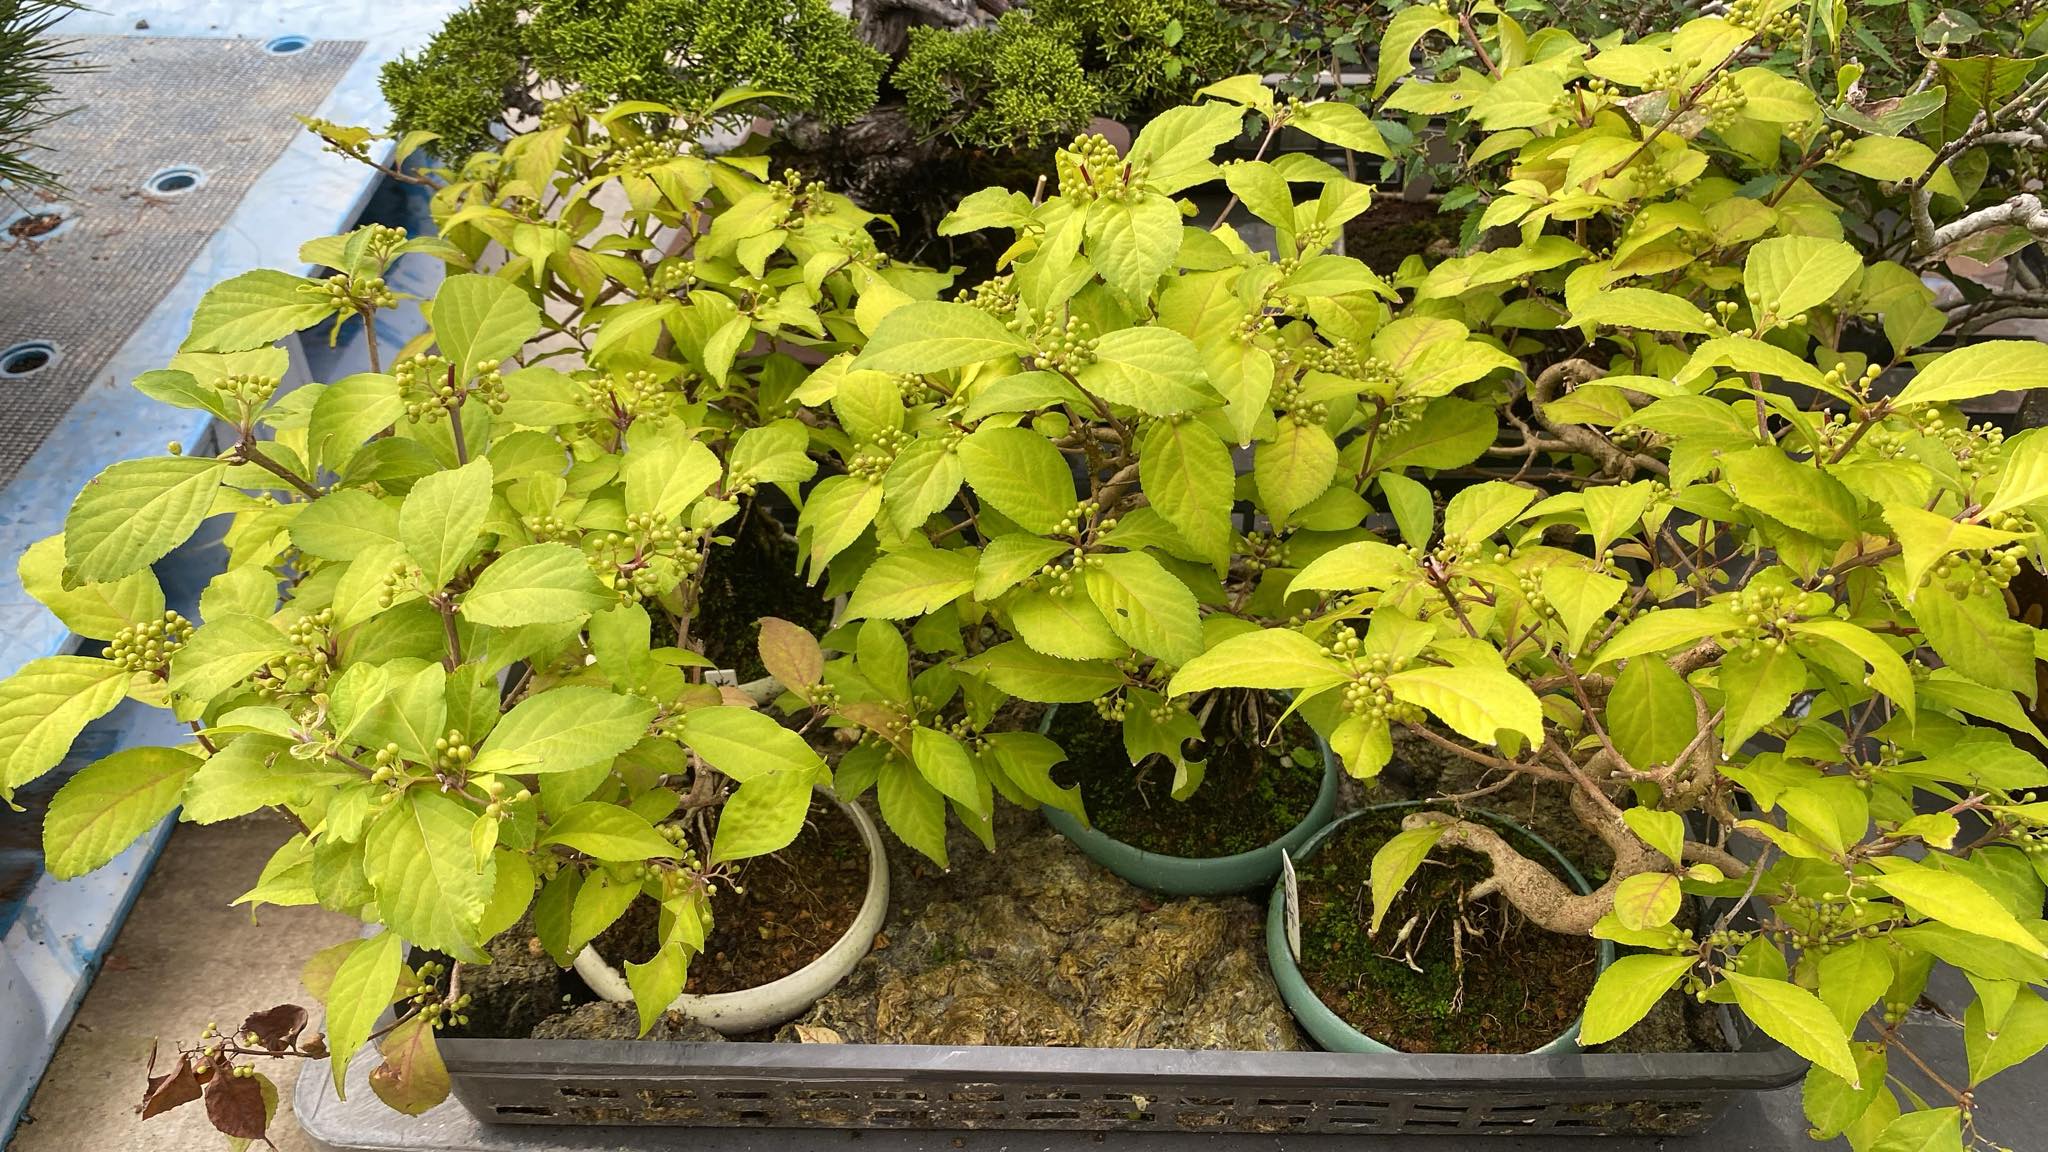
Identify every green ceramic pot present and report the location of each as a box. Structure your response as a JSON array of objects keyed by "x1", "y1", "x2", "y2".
[
  {"x1": 1266, "y1": 802, "x2": 1616, "y2": 1054},
  {"x1": 1037, "y1": 705, "x2": 1340, "y2": 897}
]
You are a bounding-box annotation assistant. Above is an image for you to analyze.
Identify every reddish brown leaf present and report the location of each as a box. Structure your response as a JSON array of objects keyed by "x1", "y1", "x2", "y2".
[
  {"x1": 203, "y1": 1070, "x2": 270, "y2": 1140},
  {"x1": 137, "y1": 1051, "x2": 203, "y2": 1119},
  {"x1": 756, "y1": 616, "x2": 824, "y2": 696},
  {"x1": 299, "y1": 1032, "x2": 329, "y2": 1059},
  {"x1": 367, "y1": 1014, "x2": 451, "y2": 1116},
  {"x1": 239, "y1": 1004, "x2": 310, "y2": 1053}
]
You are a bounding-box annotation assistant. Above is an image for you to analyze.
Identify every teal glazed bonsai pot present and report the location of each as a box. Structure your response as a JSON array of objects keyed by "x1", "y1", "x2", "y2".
[
  {"x1": 1037, "y1": 705, "x2": 1340, "y2": 897},
  {"x1": 1266, "y1": 801, "x2": 1616, "y2": 1054}
]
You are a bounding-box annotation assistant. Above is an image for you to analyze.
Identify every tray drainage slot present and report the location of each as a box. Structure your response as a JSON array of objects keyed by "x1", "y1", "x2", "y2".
[
  {"x1": 264, "y1": 35, "x2": 312, "y2": 55},
  {"x1": 494, "y1": 1105, "x2": 554, "y2": 1117},
  {"x1": 557, "y1": 1086, "x2": 619, "y2": 1099},
  {"x1": 0, "y1": 341, "x2": 58, "y2": 377}
]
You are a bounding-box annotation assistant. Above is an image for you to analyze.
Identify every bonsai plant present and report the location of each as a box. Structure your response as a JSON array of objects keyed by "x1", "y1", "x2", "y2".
[
  {"x1": 789, "y1": 75, "x2": 1560, "y2": 895},
  {"x1": 2, "y1": 93, "x2": 929, "y2": 1142},
  {"x1": 1156, "y1": 11, "x2": 2048, "y2": 1144}
]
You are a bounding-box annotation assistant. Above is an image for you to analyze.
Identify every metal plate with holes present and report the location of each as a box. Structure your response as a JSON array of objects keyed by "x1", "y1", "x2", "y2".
[
  {"x1": 0, "y1": 35, "x2": 362, "y2": 486},
  {"x1": 437, "y1": 1033, "x2": 1810, "y2": 1138}
]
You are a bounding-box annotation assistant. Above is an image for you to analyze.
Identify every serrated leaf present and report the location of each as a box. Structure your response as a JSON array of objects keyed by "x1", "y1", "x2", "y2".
[
  {"x1": 1896, "y1": 341, "x2": 2048, "y2": 407},
  {"x1": 1169, "y1": 628, "x2": 1345, "y2": 695},
  {"x1": 1719, "y1": 640, "x2": 1807, "y2": 750},
  {"x1": 621, "y1": 424, "x2": 721, "y2": 521},
  {"x1": 1743, "y1": 236, "x2": 1862, "y2": 325},
  {"x1": 1613, "y1": 871, "x2": 1683, "y2": 930},
  {"x1": 846, "y1": 549, "x2": 976, "y2": 620},
  {"x1": 398, "y1": 458, "x2": 494, "y2": 588},
  {"x1": 540, "y1": 802, "x2": 682, "y2": 861},
  {"x1": 678, "y1": 706, "x2": 828, "y2": 784},
  {"x1": 169, "y1": 613, "x2": 290, "y2": 705},
  {"x1": 182, "y1": 269, "x2": 336, "y2": 353},
  {"x1": 1869, "y1": 857, "x2": 2048, "y2": 957},
  {"x1": 712, "y1": 769, "x2": 813, "y2": 863},
  {"x1": 480, "y1": 687, "x2": 656, "y2": 774},
  {"x1": 1721, "y1": 447, "x2": 1861, "y2": 540},
  {"x1": 1622, "y1": 808, "x2": 1686, "y2": 866},
  {"x1": 43, "y1": 747, "x2": 199, "y2": 877},
  {"x1": 19, "y1": 534, "x2": 164, "y2": 640},
  {"x1": 625, "y1": 943, "x2": 688, "y2": 1037},
  {"x1": 877, "y1": 754, "x2": 947, "y2": 867},
  {"x1": 365, "y1": 790, "x2": 494, "y2": 961},
  {"x1": 1141, "y1": 418, "x2": 1233, "y2": 566},
  {"x1": 460, "y1": 543, "x2": 612, "y2": 626},
  {"x1": 323, "y1": 931, "x2": 404, "y2": 1096},
  {"x1": 955, "y1": 641, "x2": 1124, "y2": 703},
  {"x1": 1084, "y1": 551, "x2": 1204, "y2": 666},
  {"x1": 1609, "y1": 657, "x2": 1698, "y2": 772},
  {"x1": 64, "y1": 456, "x2": 226, "y2": 583},
  {"x1": 1369, "y1": 823, "x2": 1445, "y2": 934},
  {"x1": 0, "y1": 657, "x2": 130, "y2": 790},
  {"x1": 430, "y1": 274, "x2": 541, "y2": 379},
  {"x1": 1076, "y1": 326, "x2": 1215, "y2": 415},
  {"x1": 1579, "y1": 954, "x2": 1696, "y2": 1045},
  {"x1": 1254, "y1": 417, "x2": 1338, "y2": 524},
  {"x1": 1387, "y1": 664, "x2": 1544, "y2": 747},
  {"x1": 851, "y1": 300, "x2": 1030, "y2": 373},
  {"x1": 958, "y1": 425, "x2": 1076, "y2": 534},
  {"x1": 1726, "y1": 971, "x2": 1860, "y2": 1085}
]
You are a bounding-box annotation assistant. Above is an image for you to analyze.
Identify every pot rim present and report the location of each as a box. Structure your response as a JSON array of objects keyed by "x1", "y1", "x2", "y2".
[
  {"x1": 575, "y1": 790, "x2": 888, "y2": 1025},
  {"x1": 1268, "y1": 800, "x2": 1616, "y2": 1055},
  {"x1": 1036, "y1": 701, "x2": 1341, "y2": 871}
]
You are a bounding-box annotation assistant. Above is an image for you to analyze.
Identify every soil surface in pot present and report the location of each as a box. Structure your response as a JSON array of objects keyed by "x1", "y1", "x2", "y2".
[
  {"x1": 1295, "y1": 809, "x2": 1601, "y2": 1053},
  {"x1": 596, "y1": 797, "x2": 868, "y2": 996},
  {"x1": 1045, "y1": 700, "x2": 1322, "y2": 858},
  {"x1": 676, "y1": 503, "x2": 834, "y2": 682},
  {"x1": 1343, "y1": 197, "x2": 1463, "y2": 273}
]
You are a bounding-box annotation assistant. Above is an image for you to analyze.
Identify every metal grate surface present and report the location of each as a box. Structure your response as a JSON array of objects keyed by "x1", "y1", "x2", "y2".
[
  {"x1": 0, "y1": 35, "x2": 362, "y2": 486},
  {"x1": 440, "y1": 1036, "x2": 1810, "y2": 1138}
]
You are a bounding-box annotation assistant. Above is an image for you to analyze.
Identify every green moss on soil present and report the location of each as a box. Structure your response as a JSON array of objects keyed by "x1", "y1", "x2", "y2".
[
  {"x1": 1045, "y1": 700, "x2": 1322, "y2": 858},
  {"x1": 1296, "y1": 809, "x2": 1601, "y2": 1054}
]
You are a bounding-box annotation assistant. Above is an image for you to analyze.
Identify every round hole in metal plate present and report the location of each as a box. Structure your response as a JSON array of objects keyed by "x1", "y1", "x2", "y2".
[
  {"x1": 264, "y1": 35, "x2": 312, "y2": 55},
  {"x1": 144, "y1": 165, "x2": 205, "y2": 196},
  {"x1": 0, "y1": 341, "x2": 60, "y2": 378}
]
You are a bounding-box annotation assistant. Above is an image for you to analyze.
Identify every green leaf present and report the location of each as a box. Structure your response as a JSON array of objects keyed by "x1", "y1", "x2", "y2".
[
  {"x1": 1289, "y1": 540, "x2": 1415, "y2": 594},
  {"x1": 846, "y1": 549, "x2": 977, "y2": 620},
  {"x1": 1912, "y1": 581, "x2": 2036, "y2": 695},
  {"x1": 982, "y1": 731, "x2": 1084, "y2": 821},
  {"x1": 1613, "y1": 871, "x2": 1683, "y2": 930},
  {"x1": 1896, "y1": 341, "x2": 2048, "y2": 407},
  {"x1": 181, "y1": 269, "x2": 336, "y2": 353},
  {"x1": 1369, "y1": 823, "x2": 1445, "y2": 934},
  {"x1": 1827, "y1": 136, "x2": 1934, "y2": 181},
  {"x1": 1076, "y1": 327, "x2": 1215, "y2": 415},
  {"x1": 1818, "y1": 939, "x2": 1894, "y2": 1032},
  {"x1": 1725, "y1": 971, "x2": 1861, "y2": 1085},
  {"x1": 480, "y1": 687, "x2": 656, "y2": 774},
  {"x1": 1743, "y1": 235, "x2": 1862, "y2": 325},
  {"x1": 881, "y1": 438, "x2": 963, "y2": 537},
  {"x1": 1802, "y1": 1045, "x2": 1889, "y2": 1139},
  {"x1": 1084, "y1": 551, "x2": 1204, "y2": 666},
  {"x1": 540, "y1": 802, "x2": 682, "y2": 861},
  {"x1": 1376, "y1": 7, "x2": 1458, "y2": 97},
  {"x1": 19, "y1": 535, "x2": 164, "y2": 640},
  {"x1": 291, "y1": 489, "x2": 402, "y2": 561},
  {"x1": 1254, "y1": 417, "x2": 1338, "y2": 524},
  {"x1": 1868, "y1": 1107, "x2": 1963, "y2": 1152},
  {"x1": 0, "y1": 657, "x2": 130, "y2": 790},
  {"x1": 955, "y1": 641, "x2": 1124, "y2": 703},
  {"x1": 430, "y1": 274, "x2": 541, "y2": 378},
  {"x1": 1169, "y1": 628, "x2": 1345, "y2": 695},
  {"x1": 712, "y1": 769, "x2": 814, "y2": 863},
  {"x1": 459, "y1": 543, "x2": 612, "y2": 627},
  {"x1": 365, "y1": 790, "x2": 494, "y2": 961},
  {"x1": 1141, "y1": 419, "x2": 1234, "y2": 566},
  {"x1": 1084, "y1": 194, "x2": 1184, "y2": 301},
  {"x1": 1442, "y1": 480, "x2": 1536, "y2": 542},
  {"x1": 64, "y1": 456, "x2": 226, "y2": 583},
  {"x1": 958, "y1": 425, "x2": 1076, "y2": 534},
  {"x1": 624, "y1": 943, "x2": 688, "y2": 1037},
  {"x1": 1570, "y1": 287, "x2": 1715, "y2": 334},
  {"x1": 1221, "y1": 160, "x2": 1294, "y2": 230},
  {"x1": 1370, "y1": 396, "x2": 1496, "y2": 471},
  {"x1": 1609, "y1": 657, "x2": 1699, "y2": 773},
  {"x1": 1471, "y1": 65, "x2": 1568, "y2": 129},
  {"x1": 1289, "y1": 101, "x2": 1390, "y2": 157},
  {"x1": 309, "y1": 373, "x2": 404, "y2": 474},
  {"x1": 911, "y1": 726, "x2": 991, "y2": 818},
  {"x1": 877, "y1": 754, "x2": 947, "y2": 867},
  {"x1": 678, "y1": 706, "x2": 828, "y2": 784},
  {"x1": 324, "y1": 931, "x2": 404, "y2": 1096},
  {"x1": 1127, "y1": 101, "x2": 1244, "y2": 193},
  {"x1": 797, "y1": 475, "x2": 881, "y2": 574},
  {"x1": 399, "y1": 458, "x2": 493, "y2": 588},
  {"x1": 1721, "y1": 447, "x2": 1862, "y2": 540},
  {"x1": 852, "y1": 301, "x2": 1030, "y2": 373},
  {"x1": 1967, "y1": 988, "x2": 2048, "y2": 1085},
  {"x1": 1719, "y1": 640, "x2": 1808, "y2": 750},
  {"x1": 975, "y1": 535, "x2": 1071, "y2": 601},
  {"x1": 1884, "y1": 503, "x2": 2025, "y2": 594},
  {"x1": 42, "y1": 747, "x2": 199, "y2": 877},
  {"x1": 1791, "y1": 620, "x2": 1915, "y2": 716},
  {"x1": 169, "y1": 613, "x2": 290, "y2": 706},
  {"x1": 1869, "y1": 857, "x2": 2048, "y2": 957},
  {"x1": 1987, "y1": 430, "x2": 2048, "y2": 518},
  {"x1": 1579, "y1": 954, "x2": 1696, "y2": 1045},
  {"x1": 1623, "y1": 808, "x2": 1686, "y2": 866},
  {"x1": 1540, "y1": 566, "x2": 1627, "y2": 655},
  {"x1": 369, "y1": 1011, "x2": 450, "y2": 1115},
  {"x1": 1595, "y1": 607, "x2": 1741, "y2": 666},
  {"x1": 1010, "y1": 587, "x2": 1127, "y2": 660},
  {"x1": 621, "y1": 424, "x2": 721, "y2": 521},
  {"x1": 1387, "y1": 664, "x2": 1544, "y2": 747}
]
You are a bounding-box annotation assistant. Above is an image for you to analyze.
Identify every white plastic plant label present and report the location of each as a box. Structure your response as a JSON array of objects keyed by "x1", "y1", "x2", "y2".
[{"x1": 1280, "y1": 848, "x2": 1301, "y2": 962}]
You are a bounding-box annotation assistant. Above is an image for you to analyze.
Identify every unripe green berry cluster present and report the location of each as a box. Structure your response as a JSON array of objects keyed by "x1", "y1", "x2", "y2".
[{"x1": 103, "y1": 611, "x2": 195, "y2": 672}]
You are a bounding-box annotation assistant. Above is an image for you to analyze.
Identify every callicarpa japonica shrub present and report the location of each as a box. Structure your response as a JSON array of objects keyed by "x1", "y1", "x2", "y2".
[{"x1": 4, "y1": 94, "x2": 944, "y2": 1141}]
